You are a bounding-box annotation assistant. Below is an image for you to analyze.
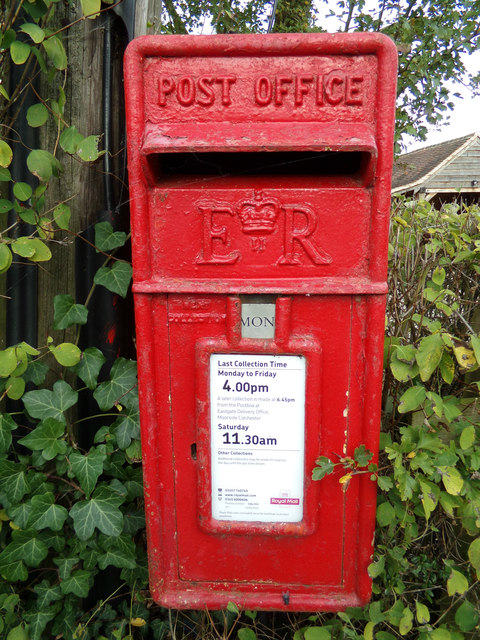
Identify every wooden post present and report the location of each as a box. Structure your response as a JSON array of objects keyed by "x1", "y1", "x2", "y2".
[{"x1": 35, "y1": 0, "x2": 162, "y2": 350}]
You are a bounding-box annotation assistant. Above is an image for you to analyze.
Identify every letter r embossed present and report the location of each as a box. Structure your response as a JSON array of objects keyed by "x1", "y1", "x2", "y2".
[
  {"x1": 196, "y1": 201, "x2": 240, "y2": 264},
  {"x1": 278, "y1": 204, "x2": 332, "y2": 265}
]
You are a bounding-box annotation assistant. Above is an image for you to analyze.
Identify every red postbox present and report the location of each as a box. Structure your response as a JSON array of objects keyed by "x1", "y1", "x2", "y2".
[{"x1": 124, "y1": 33, "x2": 397, "y2": 611}]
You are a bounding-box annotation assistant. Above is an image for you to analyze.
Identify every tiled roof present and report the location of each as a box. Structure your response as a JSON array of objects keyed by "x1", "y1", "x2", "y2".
[{"x1": 392, "y1": 133, "x2": 476, "y2": 191}]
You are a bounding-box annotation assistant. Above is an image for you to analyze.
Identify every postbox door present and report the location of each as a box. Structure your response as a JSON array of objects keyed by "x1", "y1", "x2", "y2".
[{"x1": 161, "y1": 293, "x2": 379, "y2": 593}]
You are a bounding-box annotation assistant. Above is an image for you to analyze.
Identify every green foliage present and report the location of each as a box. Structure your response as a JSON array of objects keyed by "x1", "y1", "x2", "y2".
[
  {"x1": 0, "y1": 0, "x2": 106, "y2": 283},
  {"x1": 2, "y1": 0, "x2": 480, "y2": 638},
  {"x1": 1, "y1": 1, "x2": 140, "y2": 629},
  {"x1": 309, "y1": 199, "x2": 480, "y2": 639},
  {"x1": 0, "y1": 180, "x2": 139, "y2": 639}
]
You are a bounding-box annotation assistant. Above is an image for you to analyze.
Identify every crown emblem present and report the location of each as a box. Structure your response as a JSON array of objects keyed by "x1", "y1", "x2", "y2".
[{"x1": 237, "y1": 192, "x2": 280, "y2": 235}]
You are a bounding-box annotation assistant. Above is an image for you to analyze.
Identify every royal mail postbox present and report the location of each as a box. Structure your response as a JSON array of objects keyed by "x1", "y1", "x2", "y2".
[{"x1": 124, "y1": 33, "x2": 397, "y2": 611}]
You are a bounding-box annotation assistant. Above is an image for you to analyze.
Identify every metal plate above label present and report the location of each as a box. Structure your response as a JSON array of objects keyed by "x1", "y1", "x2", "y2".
[
  {"x1": 210, "y1": 353, "x2": 306, "y2": 523},
  {"x1": 241, "y1": 302, "x2": 276, "y2": 339}
]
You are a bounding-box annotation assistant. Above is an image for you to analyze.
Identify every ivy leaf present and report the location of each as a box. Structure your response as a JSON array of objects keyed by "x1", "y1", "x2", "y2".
[
  {"x1": 126, "y1": 439, "x2": 142, "y2": 462},
  {"x1": 123, "y1": 509, "x2": 145, "y2": 535},
  {"x1": 0, "y1": 530, "x2": 48, "y2": 580},
  {"x1": 23, "y1": 360, "x2": 49, "y2": 385},
  {"x1": 10, "y1": 501, "x2": 33, "y2": 529},
  {"x1": 94, "y1": 261, "x2": 132, "y2": 298},
  {"x1": 95, "y1": 221, "x2": 127, "y2": 252},
  {"x1": 111, "y1": 399, "x2": 140, "y2": 449},
  {"x1": 54, "y1": 557, "x2": 80, "y2": 580},
  {"x1": 33, "y1": 580, "x2": 63, "y2": 608},
  {"x1": 0, "y1": 460, "x2": 30, "y2": 503},
  {"x1": 123, "y1": 466, "x2": 144, "y2": 500},
  {"x1": 28, "y1": 493, "x2": 68, "y2": 531},
  {"x1": 70, "y1": 447, "x2": 107, "y2": 498},
  {"x1": 53, "y1": 294, "x2": 88, "y2": 330},
  {"x1": 23, "y1": 380, "x2": 78, "y2": 423},
  {"x1": 60, "y1": 569, "x2": 92, "y2": 597},
  {"x1": 93, "y1": 358, "x2": 137, "y2": 411},
  {"x1": 98, "y1": 534, "x2": 137, "y2": 570},
  {"x1": 18, "y1": 419, "x2": 67, "y2": 460},
  {"x1": 447, "y1": 569, "x2": 468, "y2": 596},
  {"x1": 69, "y1": 485, "x2": 124, "y2": 540},
  {"x1": 0, "y1": 413, "x2": 17, "y2": 452},
  {"x1": 23, "y1": 608, "x2": 58, "y2": 640},
  {"x1": 72, "y1": 346, "x2": 106, "y2": 390},
  {"x1": 51, "y1": 595, "x2": 78, "y2": 639}
]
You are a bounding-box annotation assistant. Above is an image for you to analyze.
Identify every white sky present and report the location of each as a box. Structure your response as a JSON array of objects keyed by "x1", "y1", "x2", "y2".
[{"x1": 403, "y1": 50, "x2": 480, "y2": 151}]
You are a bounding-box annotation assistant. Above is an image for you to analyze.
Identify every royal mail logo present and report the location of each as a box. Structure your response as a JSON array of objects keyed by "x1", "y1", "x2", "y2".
[
  {"x1": 195, "y1": 192, "x2": 332, "y2": 266},
  {"x1": 270, "y1": 497, "x2": 300, "y2": 505}
]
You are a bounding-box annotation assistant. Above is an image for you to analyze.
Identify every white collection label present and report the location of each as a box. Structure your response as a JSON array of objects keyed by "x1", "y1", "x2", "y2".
[{"x1": 210, "y1": 353, "x2": 306, "y2": 522}]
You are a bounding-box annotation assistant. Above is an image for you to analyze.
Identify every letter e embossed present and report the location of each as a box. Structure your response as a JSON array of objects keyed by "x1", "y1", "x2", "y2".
[{"x1": 196, "y1": 201, "x2": 240, "y2": 265}]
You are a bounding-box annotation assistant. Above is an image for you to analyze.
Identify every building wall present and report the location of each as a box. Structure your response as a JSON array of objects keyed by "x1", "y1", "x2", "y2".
[{"x1": 426, "y1": 137, "x2": 480, "y2": 192}]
